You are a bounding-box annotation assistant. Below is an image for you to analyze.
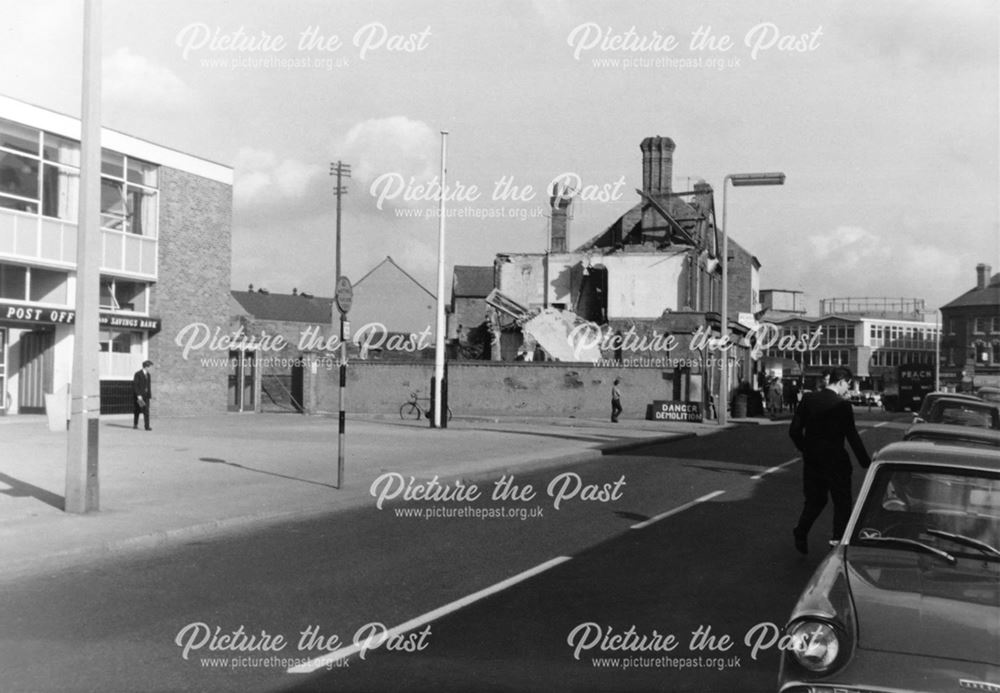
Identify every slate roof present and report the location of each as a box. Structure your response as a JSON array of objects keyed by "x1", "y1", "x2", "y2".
[
  {"x1": 941, "y1": 272, "x2": 1000, "y2": 310},
  {"x1": 355, "y1": 256, "x2": 435, "y2": 298},
  {"x1": 230, "y1": 290, "x2": 334, "y2": 323}
]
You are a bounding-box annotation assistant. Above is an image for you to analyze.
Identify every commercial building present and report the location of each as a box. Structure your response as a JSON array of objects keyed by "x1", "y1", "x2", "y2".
[
  {"x1": 760, "y1": 296, "x2": 939, "y2": 390},
  {"x1": 0, "y1": 95, "x2": 232, "y2": 416},
  {"x1": 940, "y1": 263, "x2": 1000, "y2": 390}
]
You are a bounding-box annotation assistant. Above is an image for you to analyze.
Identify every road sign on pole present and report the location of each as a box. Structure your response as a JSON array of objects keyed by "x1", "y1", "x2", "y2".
[
  {"x1": 336, "y1": 276, "x2": 353, "y2": 315},
  {"x1": 330, "y1": 161, "x2": 351, "y2": 489}
]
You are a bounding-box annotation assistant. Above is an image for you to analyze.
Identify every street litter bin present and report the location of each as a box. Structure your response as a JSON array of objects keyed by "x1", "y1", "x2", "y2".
[
  {"x1": 45, "y1": 384, "x2": 69, "y2": 432},
  {"x1": 732, "y1": 394, "x2": 748, "y2": 419}
]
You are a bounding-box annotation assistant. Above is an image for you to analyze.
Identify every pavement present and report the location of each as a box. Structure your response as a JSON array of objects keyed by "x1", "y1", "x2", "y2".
[{"x1": 0, "y1": 410, "x2": 777, "y2": 580}]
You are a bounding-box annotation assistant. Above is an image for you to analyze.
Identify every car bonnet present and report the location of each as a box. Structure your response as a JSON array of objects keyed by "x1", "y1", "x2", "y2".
[{"x1": 846, "y1": 546, "x2": 1000, "y2": 665}]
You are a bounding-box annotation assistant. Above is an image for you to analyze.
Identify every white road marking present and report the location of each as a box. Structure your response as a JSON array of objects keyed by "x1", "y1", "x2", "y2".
[
  {"x1": 751, "y1": 457, "x2": 800, "y2": 481},
  {"x1": 287, "y1": 555, "x2": 572, "y2": 674},
  {"x1": 630, "y1": 490, "x2": 726, "y2": 530}
]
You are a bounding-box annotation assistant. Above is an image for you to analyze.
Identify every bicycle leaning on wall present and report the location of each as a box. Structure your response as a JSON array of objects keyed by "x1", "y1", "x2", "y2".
[{"x1": 399, "y1": 389, "x2": 453, "y2": 421}]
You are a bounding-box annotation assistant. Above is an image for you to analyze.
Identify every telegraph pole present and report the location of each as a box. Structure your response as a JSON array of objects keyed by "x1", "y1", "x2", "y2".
[
  {"x1": 330, "y1": 161, "x2": 351, "y2": 488},
  {"x1": 66, "y1": 0, "x2": 102, "y2": 513}
]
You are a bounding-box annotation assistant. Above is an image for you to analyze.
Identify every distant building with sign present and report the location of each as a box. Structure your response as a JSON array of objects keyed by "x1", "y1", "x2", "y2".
[
  {"x1": 760, "y1": 296, "x2": 939, "y2": 390},
  {"x1": 0, "y1": 94, "x2": 232, "y2": 416},
  {"x1": 940, "y1": 263, "x2": 1000, "y2": 390}
]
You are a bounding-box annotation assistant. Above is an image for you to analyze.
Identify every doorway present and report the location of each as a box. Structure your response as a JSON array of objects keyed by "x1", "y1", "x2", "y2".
[
  {"x1": 227, "y1": 350, "x2": 256, "y2": 412},
  {"x1": 18, "y1": 328, "x2": 54, "y2": 414}
]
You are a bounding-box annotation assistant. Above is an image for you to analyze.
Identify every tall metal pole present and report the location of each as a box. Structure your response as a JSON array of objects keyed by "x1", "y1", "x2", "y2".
[
  {"x1": 66, "y1": 0, "x2": 102, "y2": 513},
  {"x1": 719, "y1": 176, "x2": 730, "y2": 427},
  {"x1": 934, "y1": 309, "x2": 941, "y2": 392},
  {"x1": 330, "y1": 161, "x2": 350, "y2": 487},
  {"x1": 432, "y1": 132, "x2": 448, "y2": 428}
]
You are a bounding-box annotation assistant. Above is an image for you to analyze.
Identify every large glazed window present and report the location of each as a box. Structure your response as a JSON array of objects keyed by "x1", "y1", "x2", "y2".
[
  {"x1": 0, "y1": 118, "x2": 81, "y2": 222},
  {"x1": 100, "y1": 150, "x2": 158, "y2": 237}
]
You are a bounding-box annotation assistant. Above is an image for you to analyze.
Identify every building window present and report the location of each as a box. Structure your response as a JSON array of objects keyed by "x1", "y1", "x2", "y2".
[
  {"x1": 992, "y1": 342, "x2": 1000, "y2": 364},
  {"x1": 974, "y1": 317, "x2": 988, "y2": 334},
  {"x1": 100, "y1": 277, "x2": 148, "y2": 313},
  {"x1": 0, "y1": 263, "x2": 67, "y2": 304},
  {"x1": 98, "y1": 329, "x2": 142, "y2": 379},
  {"x1": 28, "y1": 267, "x2": 68, "y2": 304},
  {"x1": 0, "y1": 263, "x2": 27, "y2": 300},
  {"x1": 973, "y1": 341, "x2": 989, "y2": 365},
  {"x1": 1, "y1": 120, "x2": 157, "y2": 234},
  {"x1": 100, "y1": 150, "x2": 158, "y2": 237},
  {"x1": 0, "y1": 118, "x2": 80, "y2": 221}
]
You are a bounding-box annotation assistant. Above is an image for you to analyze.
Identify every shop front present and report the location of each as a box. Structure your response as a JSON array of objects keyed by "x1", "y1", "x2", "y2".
[{"x1": 0, "y1": 300, "x2": 160, "y2": 416}]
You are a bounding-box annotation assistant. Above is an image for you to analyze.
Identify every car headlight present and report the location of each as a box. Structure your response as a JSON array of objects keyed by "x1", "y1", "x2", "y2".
[{"x1": 787, "y1": 620, "x2": 841, "y2": 673}]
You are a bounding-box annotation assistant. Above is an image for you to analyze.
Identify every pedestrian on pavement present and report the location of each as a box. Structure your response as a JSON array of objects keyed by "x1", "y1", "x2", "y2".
[
  {"x1": 789, "y1": 366, "x2": 870, "y2": 554},
  {"x1": 768, "y1": 375, "x2": 783, "y2": 417},
  {"x1": 611, "y1": 378, "x2": 623, "y2": 423},
  {"x1": 133, "y1": 360, "x2": 153, "y2": 431}
]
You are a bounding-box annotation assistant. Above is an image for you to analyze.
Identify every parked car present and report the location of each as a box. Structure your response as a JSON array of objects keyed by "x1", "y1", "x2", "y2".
[
  {"x1": 904, "y1": 422, "x2": 1000, "y2": 448},
  {"x1": 977, "y1": 385, "x2": 1000, "y2": 404},
  {"x1": 848, "y1": 390, "x2": 881, "y2": 407},
  {"x1": 917, "y1": 397, "x2": 1000, "y2": 430},
  {"x1": 778, "y1": 440, "x2": 1000, "y2": 691},
  {"x1": 915, "y1": 391, "x2": 983, "y2": 422}
]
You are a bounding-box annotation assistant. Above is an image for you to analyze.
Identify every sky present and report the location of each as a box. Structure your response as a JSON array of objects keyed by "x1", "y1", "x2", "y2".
[{"x1": 1, "y1": 0, "x2": 997, "y2": 315}]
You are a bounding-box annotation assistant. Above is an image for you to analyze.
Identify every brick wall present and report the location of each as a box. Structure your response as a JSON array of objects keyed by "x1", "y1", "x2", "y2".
[
  {"x1": 303, "y1": 359, "x2": 709, "y2": 420},
  {"x1": 149, "y1": 167, "x2": 232, "y2": 416}
]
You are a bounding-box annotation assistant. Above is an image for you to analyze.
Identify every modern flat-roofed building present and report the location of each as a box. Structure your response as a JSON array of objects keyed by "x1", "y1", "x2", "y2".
[
  {"x1": 761, "y1": 297, "x2": 939, "y2": 390},
  {"x1": 0, "y1": 95, "x2": 232, "y2": 416}
]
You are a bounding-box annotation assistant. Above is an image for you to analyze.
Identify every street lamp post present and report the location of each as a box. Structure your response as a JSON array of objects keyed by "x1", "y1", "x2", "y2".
[{"x1": 719, "y1": 172, "x2": 785, "y2": 426}]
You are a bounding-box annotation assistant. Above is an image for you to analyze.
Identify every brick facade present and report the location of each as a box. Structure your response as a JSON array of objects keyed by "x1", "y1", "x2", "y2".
[{"x1": 149, "y1": 167, "x2": 232, "y2": 416}]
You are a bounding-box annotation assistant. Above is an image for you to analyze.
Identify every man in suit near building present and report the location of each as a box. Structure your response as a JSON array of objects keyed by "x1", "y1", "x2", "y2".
[
  {"x1": 789, "y1": 366, "x2": 870, "y2": 554},
  {"x1": 133, "y1": 360, "x2": 153, "y2": 431},
  {"x1": 611, "y1": 378, "x2": 623, "y2": 423}
]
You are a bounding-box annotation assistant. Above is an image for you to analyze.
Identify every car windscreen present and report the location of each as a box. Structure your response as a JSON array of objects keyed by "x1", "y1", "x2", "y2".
[
  {"x1": 929, "y1": 402, "x2": 1000, "y2": 429},
  {"x1": 851, "y1": 463, "x2": 1000, "y2": 562}
]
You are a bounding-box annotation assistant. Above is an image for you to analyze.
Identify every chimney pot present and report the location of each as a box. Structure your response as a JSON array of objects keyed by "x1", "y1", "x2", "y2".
[
  {"x1": 977, "y1": 263, "x2": 992, "y2": 290},
  {"x1": 640, "y1": 136, "x2": 676, "y2": 196}
]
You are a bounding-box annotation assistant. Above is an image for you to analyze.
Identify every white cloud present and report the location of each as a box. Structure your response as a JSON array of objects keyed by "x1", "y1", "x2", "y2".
[
  {"x1": 103, "y1": 47, "x2": 195, "y2": 113},
  {"x1": 796, "y1": 225, "x2": 967, "y2": 309},
  {"x1": 336, "y1": 116, "x2": 438, "y2": 186},
  {"x1": 233, "y1": 147, "x2": 325, "y2": 208}
]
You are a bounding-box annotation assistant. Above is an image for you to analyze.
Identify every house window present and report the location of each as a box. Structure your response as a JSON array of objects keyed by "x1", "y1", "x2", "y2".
[
  {"x1": 973, "y1": 341, "x2": 989, "y2": 364},
  {"x1": 974, "y1": 317, "x2": 988, "y2": 334},
  {"x1": 993, "y1": 342, "x2": 1000, "y2": 364}
]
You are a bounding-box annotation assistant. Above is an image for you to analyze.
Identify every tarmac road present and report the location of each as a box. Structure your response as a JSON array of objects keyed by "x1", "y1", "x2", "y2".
[{"x1": 0, "y1": 417, "x2": 903, "y2": 693}]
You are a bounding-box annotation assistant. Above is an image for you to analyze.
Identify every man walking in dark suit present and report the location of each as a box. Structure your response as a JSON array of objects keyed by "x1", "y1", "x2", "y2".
[
  {"x1": 133, "y1": 360, "x2": 153, "y2": 431},
  {"x1": 788, "y1": 366, "x2": 870, "y2": 553}
]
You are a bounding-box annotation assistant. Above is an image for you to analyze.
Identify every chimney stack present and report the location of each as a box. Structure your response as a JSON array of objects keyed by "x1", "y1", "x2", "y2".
[
  {"x1": 640, "y1": 136, "x2": 676, "y2": 197},
  {"x1": 549, "y1": 186, "x2": 573, "y2": 253},
  {"x1": 977, "y1": 263, "x2": 992, "y2": 290}
]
